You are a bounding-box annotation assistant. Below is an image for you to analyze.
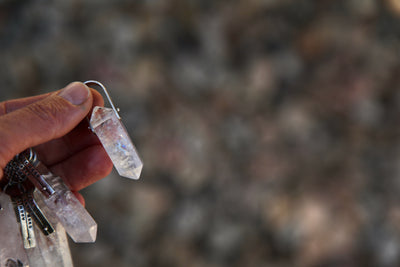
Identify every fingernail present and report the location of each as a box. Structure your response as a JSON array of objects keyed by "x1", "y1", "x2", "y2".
[{"x1": 59, "y1": 82, "x2": 90, "y2": 105}]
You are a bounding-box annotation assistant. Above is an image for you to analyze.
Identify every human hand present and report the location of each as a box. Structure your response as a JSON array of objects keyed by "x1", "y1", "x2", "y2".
[{"x1": 0, "y1": 82, "x2": 113, "y2": 204}]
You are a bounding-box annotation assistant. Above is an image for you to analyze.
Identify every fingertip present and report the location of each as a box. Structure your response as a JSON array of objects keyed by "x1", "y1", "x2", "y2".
[
  {"x1": 59, "y1": 82, "x2": 91, "y2": 106},
  {"x1": 73, "y1": 191, "x2": 86, "y2": 206}
]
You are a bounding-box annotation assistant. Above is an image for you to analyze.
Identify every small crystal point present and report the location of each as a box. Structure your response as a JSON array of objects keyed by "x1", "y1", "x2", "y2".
[
  {"x1": 66, "y1": 222, "x2": 97, "y2": 243},
  {"x1": 90, "y1": 106, "x2": 143, "y2": 179},
  {"x1": 87, "y1": 224, "x2": 98, "y2": 242},
  {"x1": 127, "y1": 164, "x2": 143, "y2": 180},
  {"x1": 33, "y1": 163, "x2": 98, "y2": 243},
  {"x1": 40, "y1": 191, "x2": 98, "y2": 243}
]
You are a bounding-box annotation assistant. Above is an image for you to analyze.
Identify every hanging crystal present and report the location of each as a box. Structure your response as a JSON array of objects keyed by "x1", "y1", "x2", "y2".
[
  {"x1": 85, "y1": 80, "x2": 143, "y2": 180},
  {"x1": 90, "y1": 106, "x2": 143, "y2": 179}
]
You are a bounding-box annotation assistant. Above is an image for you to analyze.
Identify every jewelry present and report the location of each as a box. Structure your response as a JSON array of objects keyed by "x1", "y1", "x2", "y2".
[{"x1": 0, "y1": 81, "x2": 143, "y2": 267}]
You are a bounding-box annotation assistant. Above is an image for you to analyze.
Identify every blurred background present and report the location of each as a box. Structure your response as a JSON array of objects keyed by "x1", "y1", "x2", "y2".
[{"x1": 1, "y1": 0, "x2": 400, "y2": 266}]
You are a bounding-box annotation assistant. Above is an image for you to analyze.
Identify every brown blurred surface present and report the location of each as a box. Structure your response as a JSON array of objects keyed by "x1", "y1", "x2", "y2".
[{"x1": 1, "y1": 0, "x2": 400, "y2": 266}]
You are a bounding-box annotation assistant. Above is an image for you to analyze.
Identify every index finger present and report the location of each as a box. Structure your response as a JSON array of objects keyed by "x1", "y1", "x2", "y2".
[{"x1": 0, "y1": 93, "x2": 51, "y2": 115}]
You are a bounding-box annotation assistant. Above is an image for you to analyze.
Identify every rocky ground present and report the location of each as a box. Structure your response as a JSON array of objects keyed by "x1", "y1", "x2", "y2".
[{"x1": 1, "y1": 0, "x2": 400, "y2": 266}]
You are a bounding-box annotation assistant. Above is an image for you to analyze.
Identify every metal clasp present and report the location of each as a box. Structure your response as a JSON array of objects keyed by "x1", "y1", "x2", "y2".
[{"x1": 84, "y1": 80, "x2": 121, "y2": 120}]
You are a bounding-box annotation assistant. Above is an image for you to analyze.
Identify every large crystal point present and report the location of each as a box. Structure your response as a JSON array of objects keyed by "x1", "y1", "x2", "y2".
[
  {"x1": 33, "y1": 162, "x2": 97, "y2": 243},
  {"x1": 0, "y1": 192, "x2": 29, "y2": 266},
  {"x1": 26, "y1": 221, "x2": 73, "y2": 267},
  {"x1": 90, "y1": 106, "x2": 143, "y2": 179},
  {"x1": 26, "y1": 197, "x2": 74, "y2": 267}
]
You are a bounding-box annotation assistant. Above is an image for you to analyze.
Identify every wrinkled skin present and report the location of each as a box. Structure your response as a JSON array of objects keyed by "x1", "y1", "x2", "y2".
[{"x1": 0, "y1": 83, "x2": 113, "y2": 205}]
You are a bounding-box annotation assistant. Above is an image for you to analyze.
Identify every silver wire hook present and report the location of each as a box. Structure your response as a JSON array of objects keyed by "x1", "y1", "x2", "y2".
[{"x1": 84, "y1": 80, "x2": 121, "y2": 120}]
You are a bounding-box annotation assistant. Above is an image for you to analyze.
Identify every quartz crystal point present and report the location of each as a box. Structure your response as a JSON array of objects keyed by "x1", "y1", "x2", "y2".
[
  {"x1": 0, "y1": 192, "x2": 29, "y2": 267},
  {"x1": 90, "y1": 106, "x2": 143, "y2": 179},
  {"x1": 28, "y1": 194, "x2": 73, "y2": 267},
  {"x1": 33, "y1": 162, "x2": 97, "y2": 243},
  {"x1": 26, "y1": 223, "x2": 73, "y2": 267}
]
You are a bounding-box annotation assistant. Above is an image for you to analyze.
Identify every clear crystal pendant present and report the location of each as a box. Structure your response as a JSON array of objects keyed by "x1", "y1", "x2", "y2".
[{"x1": 84, "y1": 81, "x2": 143, "y2": 180}]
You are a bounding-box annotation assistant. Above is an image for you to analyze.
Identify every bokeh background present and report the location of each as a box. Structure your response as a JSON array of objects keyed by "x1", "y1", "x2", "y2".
[{"x1": 1, "y1": 0, "x2": 400, "y2": 266}]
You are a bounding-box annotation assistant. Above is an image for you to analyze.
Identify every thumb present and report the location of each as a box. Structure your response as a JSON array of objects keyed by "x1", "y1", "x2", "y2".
[{"x1": 0, "y1": 82, "x2": 93, "y2": 170}]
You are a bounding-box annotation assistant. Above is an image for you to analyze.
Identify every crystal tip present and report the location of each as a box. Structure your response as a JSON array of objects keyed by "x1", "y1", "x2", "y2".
[
  {"x1": 70, "y1": 224, "x2": 97, "y2": 243},
  {"x1": 118, "y1": 164, "x2": 143, "y2": 180}
]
